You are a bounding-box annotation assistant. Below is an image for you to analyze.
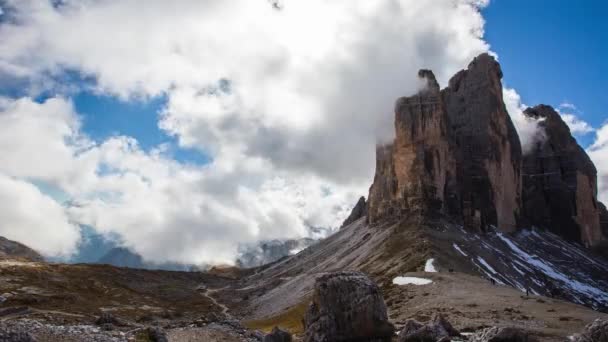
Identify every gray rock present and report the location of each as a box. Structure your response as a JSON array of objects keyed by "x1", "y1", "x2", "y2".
[
  {"x1": 341, "y1": 196, "x2": 367, "y2": 228},
  {"x1": 263, "y1": 326, "x2": 292, "y2": 342},
  {"x1": 571, "y1": 319, "x2": 608, "y2": 342},
  {"x1": 0, "y1": 325, "x2": 37, "y2": 342},
  {"x1": 469, "y1": 326, "x2": 538, "y2": 342},
  {"x1": 303, "y1": 271, "x2": 394, "y2": 342},
  {"x1": 95, "y1": 312, "x2": 119, "y2": 326},
  {"x1": 397, "y1": 313, "x2": 460, "y2": 342}
]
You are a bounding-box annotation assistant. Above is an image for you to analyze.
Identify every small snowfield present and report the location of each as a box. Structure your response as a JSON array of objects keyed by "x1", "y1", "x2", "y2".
[
  {"x1": 392, "y1": 276, "x2": 433, "y2": 285},
  {"x1": 424, "y1": 258, "x2": 437, "y2": 272}
]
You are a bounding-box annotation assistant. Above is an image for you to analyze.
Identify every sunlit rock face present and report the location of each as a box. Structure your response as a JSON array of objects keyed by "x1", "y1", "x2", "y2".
[
  {"x1": 368, "y1": 69, "x2": 456, "y2": 223},
  {"x1": 368, "y1": 53, "x2": 523, "y2": 233},
  {"x1": 522, "y1": 105, "x2": 603, "y2": 247}
]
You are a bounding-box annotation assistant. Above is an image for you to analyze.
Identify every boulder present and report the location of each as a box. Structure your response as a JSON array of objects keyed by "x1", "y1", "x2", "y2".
[
  {"x1": 264, "y1": 326, "x2": 292, "y2": 342},
  {"x1": 522, "y1": 105, "x2": 602, "y2": 247},
  {"x1": 397, "y1": 314, "x2": 460, "y2": 342},
  {"x1": 469, "y1": 326, "x2": 537, "y2": 342},
  {"x1": 303, "y1": 271, "x2": 394, "y2": 342},
  {"x1": 571, "y1": 318, "x2": 608, "y2": 342}
]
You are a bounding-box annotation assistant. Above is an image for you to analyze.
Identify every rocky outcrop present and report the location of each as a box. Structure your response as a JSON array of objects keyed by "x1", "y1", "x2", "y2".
[
  {"x1": 368, "y1": 69, "x2": 457, "y2": 224},
  {"x1": 571, "y1": 318, "x2": 608, "y2": 342},
  {"x1": 264, "y1": 327, "x2": 292, "y2": 342},
  {"x1": 0, "y1": 236, "x2": 43, "y2": 262},
  {"x1": 442, "y1": 53, "x2": 522, "y2": 232},
  {"x1": 600, "y1": 203, "x2": 608, "y2": 239},
  {"x1": 341, "y1": 196, "x2": 367, "y2": 228},
  {"x1": 368, "y1": 53, "x2": 522, "y2": 232},
  {"x1": 470, "y1": 327, "x2": 538, "y2": 342},
  {"x1": 397, "y1": 314, "x2": 460, "y2": 342},
  {"x1": 522, "y1": 105, "x2": 603, "y2": 247},
  {"x1": 303, "y1": 271, "x2": 394, "y2": 342}
]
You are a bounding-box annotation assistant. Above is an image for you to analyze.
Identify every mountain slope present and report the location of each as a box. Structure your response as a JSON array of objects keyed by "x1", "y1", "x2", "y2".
[{"x1": 0, "y1": 236, "x2": 43, "y2": 262}]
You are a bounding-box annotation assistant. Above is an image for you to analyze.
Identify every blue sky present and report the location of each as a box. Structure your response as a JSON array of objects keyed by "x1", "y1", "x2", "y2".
[{"x1": 483, "y1": 0, "x2": 607, "y2": 147}]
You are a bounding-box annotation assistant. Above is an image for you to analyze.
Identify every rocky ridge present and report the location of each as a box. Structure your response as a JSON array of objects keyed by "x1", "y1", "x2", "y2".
[
  {"x1": 0, "y1": 236, "x2": 43, "y2": 262},
  {"x1": 368, "y1": 53, "x2": 605, "y2": 247}
]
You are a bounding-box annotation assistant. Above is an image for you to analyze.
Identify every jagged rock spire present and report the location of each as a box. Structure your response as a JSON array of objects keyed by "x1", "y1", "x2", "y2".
[
  {"x1": 368, "y1": 53, "x2": 522, "y2": 233},
  {"x1": 522, "y1": 104, "x2": 603, "y2": 247}
]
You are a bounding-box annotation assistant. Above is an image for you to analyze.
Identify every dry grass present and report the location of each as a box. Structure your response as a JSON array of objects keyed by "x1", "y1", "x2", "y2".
[{"x1": 243, "y1": 298, "x2": 310, "y2": 335}]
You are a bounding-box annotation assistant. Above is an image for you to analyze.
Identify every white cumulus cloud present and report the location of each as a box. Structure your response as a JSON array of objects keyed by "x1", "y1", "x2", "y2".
[{"x1": 0, "y1": 0, "x2": 521, "y2": 264}]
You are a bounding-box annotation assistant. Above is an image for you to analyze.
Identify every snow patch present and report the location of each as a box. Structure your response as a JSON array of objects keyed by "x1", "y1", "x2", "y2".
[
  {"x1": 424, "y1": 258, "x2": 437, "y2": 272},
  {"x1": 477, "y1": 257, "x2": 498, "y2": 274},
  {"x1": 497, "y1": 233, "x2": 608, "y2": 303},
  {"x1": 452, "y1": 243, "x2": 468, "y2": 257},
  {"x1": 289, "y1": 247, "x2": 304, "y2": 255},
  {"x1": 393, "y1": 276, "x2": 433, "y2": 286}
]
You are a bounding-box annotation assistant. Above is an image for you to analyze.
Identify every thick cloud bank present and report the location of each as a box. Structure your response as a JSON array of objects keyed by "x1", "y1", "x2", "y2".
[{"x1": 0, "y1": 0, "x2": 557, "y2": 264}]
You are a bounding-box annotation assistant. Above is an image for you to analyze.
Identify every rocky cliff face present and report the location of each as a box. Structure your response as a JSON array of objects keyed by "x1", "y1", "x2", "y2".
[
  {"x1": 522, "y1": 105, "x2": 603, "y2": 247},
  {"x1": 341, "y1": 196, "x2": 367, "y2": 228},
  {"x1": 368, "y1": 53, "x2": 522, "y2": 233},
  {"x1": 368, "y1": 70, "x2": 458, "y2": 224},
  {"x1": 442, "y1": 53, "x2": 522, "y2": 232},
  {"x1": 366, "y1": 53, "x2": 606, "y2": 246}
]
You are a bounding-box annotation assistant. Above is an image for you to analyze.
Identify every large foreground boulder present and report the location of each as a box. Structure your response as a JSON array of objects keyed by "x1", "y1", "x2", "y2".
[
  {"x1": 264, "y1": 326, "x2": 292, "y2": 342},
  {"x1": 571, "y1": 319, "x2": 608, "y2": 342},
  {"x1": 469, "y1": 326, "x2": 538, "y2": 342},
  {"x1": 303, "y1": 271, "x2": 394, "y2": 342},
  {"x1": 397, "y1": 314, "x2": 460, "y2": 341}
]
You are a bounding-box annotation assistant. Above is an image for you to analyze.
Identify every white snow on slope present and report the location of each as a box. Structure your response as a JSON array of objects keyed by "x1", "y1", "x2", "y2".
[
  {"x1": 477, "y1": 256, "x2": 498, "y2": 274},
  {"x1": 472, "y1": 257, "x2": 505, "y2": 285},
  {"x1": 497, "y1": 233, "x2": 608, "y2": 303},
  {"x1": 452, "y1": 243, "x2": 468, "y2": 257},
  {"x1": 393, "y1": 277, "x2": 433, "y2": 286},
  {"x1": 425, "y1": 258, "x2": 437, "y2": 272}
]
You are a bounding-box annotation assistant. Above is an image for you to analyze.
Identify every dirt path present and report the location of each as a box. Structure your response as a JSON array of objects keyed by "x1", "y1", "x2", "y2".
[{"x1": 201, "y1": 287, "x2": 230, "y2": 315}]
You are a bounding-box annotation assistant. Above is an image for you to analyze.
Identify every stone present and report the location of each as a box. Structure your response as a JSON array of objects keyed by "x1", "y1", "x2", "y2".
[
  {"x1": 571, "y1": 318, "x2": 608, "y2": 342},
  {"x1": 303, "y1": 271, "x2": 394, "y2": 342},
  {"x1": 263, "y1": 326, "x2": 292, "y2": 342},
  {"x1": 95, "y1": 312, "x2": 119, "y2": 326},
  {"x1": 397, "y1": 314, "x2": 460, "y2": 342},
  {"x1": 341, "y1": 196, "x2": 367, "y2": 228},
  {"x1": 0, "y1": 324, "x2": 37, "y2": 342},
  {"x1": 522, "y1": 105, "x2": 603, "y2": 247},
  {"x1": 147, "y1": 327, "x2": 169, "y2": 342},
  {"x1": 469, "y1": 326, "x2": 538, "y2": 342}
]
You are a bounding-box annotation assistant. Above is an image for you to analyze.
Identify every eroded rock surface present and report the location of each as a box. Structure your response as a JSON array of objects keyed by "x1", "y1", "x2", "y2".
[
  {"x1": 341, "y1": 196, "x2": 367, "y2": 228},
  {"x1": 442, "y1": 53, "x2": 522, "y2": 232},
  {"x1": 469, "y1": 326, "x2": 538, "y2": 342},
  {"x1": 263, "y1": 326, "x2": 292, "y2": 342},
  {"x1": 368, "y1": 53, "x2": 522, "y2": 232},
  {"x1": 571, "y1": 318, "x2": 608, "y2": 342},
  {"x1": 397, "y1": 313, "x2": 460, "y2": 342},
  {"x1": 0, "y1": 237, "x2": 43, "y2": 262},
  {"x1": 303, "y1": 271, "x2": 394, "y2": 342},
  {"x1": 522, "y1": 105, "x2": 603, "y2": 247},
  {"x1": 368, "y1": 69, "x2": 456, "y2": 223}
]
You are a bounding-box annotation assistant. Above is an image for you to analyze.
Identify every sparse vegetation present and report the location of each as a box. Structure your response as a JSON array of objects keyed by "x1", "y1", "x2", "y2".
[{"x1": 243, "y1": 298, "x2": 310, "y2": 334}]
